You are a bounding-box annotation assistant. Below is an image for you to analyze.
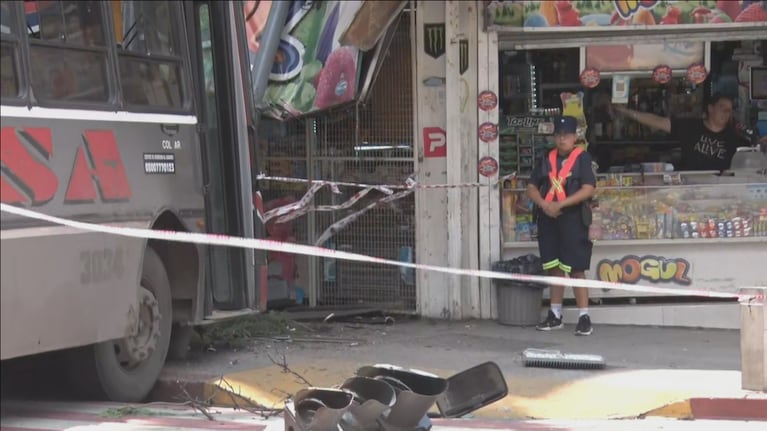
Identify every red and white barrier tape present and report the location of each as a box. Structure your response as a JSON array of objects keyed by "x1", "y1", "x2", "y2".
[
  {"x1": 1, "y1": 203, "x2": 764, "y2": 303},
  {"x1": 255, "y1": 173, "x2": 513, "y2": 191},
  {"x1": 315, "y1": 189, "x2": 414, "y2": 246},
  {"x1": 255, "y1": 182, "x2": 398, "y2": 224},
  {"x1": 254, "y1": 174, "x2": 513, "y2": 241}
]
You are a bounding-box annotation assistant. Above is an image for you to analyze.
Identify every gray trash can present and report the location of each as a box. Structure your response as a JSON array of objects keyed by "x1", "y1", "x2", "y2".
[{"x1": 493, "y1": 255, "x2": 544, "y2": 326}]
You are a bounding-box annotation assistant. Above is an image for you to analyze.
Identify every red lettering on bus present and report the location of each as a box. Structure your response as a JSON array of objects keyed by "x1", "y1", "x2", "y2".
[
  {"x1": 1, "y1": 127, "x2": 131, "y2": 206},
  {"x1": 0, "y1": 127, "x2": 58, "y2": 206},
  {"x1": 65, "y1": 130, "x2": 132, "y2": 203}
]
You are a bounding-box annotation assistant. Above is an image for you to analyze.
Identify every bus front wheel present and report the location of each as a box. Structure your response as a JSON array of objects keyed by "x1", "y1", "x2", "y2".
[{"x1": 69, "y1": 247, "x2": 172, "y2": 402}]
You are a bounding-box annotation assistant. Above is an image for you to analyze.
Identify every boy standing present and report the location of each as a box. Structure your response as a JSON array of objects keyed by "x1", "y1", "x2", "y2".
[{"x1": 526, "y1": 116, "x2": 596, "y2": 335}]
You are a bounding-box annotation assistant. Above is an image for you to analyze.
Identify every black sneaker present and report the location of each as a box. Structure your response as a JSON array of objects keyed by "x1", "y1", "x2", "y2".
[
  {"x1": 536, "y1": 310, "x2": 563, "y2": 331},
  {"x1": 575, "y1": 314, "x2": 593, "y2": 336}
]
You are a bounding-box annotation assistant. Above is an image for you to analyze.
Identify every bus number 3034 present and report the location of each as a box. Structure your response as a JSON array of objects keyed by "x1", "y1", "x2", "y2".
[{"x1": 80, "y1": 247, "x2": 126, "y2": 285}]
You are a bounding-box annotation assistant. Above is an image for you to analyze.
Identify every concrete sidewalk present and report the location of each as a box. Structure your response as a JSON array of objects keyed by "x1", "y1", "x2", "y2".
[
  {"x1": 2, "y1": 400, "x2": 766, "y2": 430},
  {"x1": 157, "y1": 318, "x2": 765, "y2": 421}
]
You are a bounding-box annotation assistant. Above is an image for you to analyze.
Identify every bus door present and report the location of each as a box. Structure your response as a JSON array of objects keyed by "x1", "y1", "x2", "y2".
[{"x1": 188, "y1": 1, "x2": 254, "y2": 312}]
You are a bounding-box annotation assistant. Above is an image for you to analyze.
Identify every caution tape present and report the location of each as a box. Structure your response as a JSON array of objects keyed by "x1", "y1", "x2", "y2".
[
  {"x1": 255, "y1": 173, "x2": 514, "y2": 190},
  {"x1": 253, "y1": 174, "x2": 516, "y2": 242},
  {"x1": 1, "y1": 203, "x2": 764, "y2": 303},
  {"x1": 315, "y1": 189, "x2": 414, "y2": 246},
  {"x1": 252, "y1": 181, "x2": 413, "y2": 246}
]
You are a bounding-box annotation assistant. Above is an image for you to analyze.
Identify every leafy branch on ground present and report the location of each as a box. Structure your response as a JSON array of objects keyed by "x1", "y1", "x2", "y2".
[{"x1": 195, "y1": 311, "x2": 306, "y2": 349}]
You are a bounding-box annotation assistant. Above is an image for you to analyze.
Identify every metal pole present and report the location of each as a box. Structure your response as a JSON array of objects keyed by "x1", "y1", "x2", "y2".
[
  {"x1": 307, "y1": 118, "x2": 318, "y2": 307},
  {"x1": 249, "y1": 0, "x2": 291, "y2": 108}
]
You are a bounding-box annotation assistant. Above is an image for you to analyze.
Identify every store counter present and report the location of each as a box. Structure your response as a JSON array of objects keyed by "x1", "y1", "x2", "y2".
[{"x1": 500, "y1": 171, "x2": 767, "y2": 299}]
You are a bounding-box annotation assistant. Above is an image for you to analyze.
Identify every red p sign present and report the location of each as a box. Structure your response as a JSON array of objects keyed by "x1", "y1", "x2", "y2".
[{"x1": 423, "y1": 127, "x2": 446, "y2": 158}]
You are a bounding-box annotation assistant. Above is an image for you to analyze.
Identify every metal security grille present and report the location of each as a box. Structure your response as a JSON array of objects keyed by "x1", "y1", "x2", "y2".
[{"x1": 257, "y1": 12, "x2": 415, "y2": 311}]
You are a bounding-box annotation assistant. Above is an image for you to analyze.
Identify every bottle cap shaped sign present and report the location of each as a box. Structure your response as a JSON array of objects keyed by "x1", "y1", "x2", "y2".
[
  {"x1": 686, "y1": 63, "x2": 707, "y2": 85},
  {"x1": 477, "y1": 90, "x2": 498, "y2": 111},
  {"x1": 652, "y1": 65, "x2": 673, "y2": 85},
  {"x1": 478, "y1": 122, "x2": 499, "y2": 143},
  {"x1": 579, "y1": 68, "x2": 600, "y2": 89},
  {"x1": 478, "y1": 156, "x2": 499, "y2": 177}
]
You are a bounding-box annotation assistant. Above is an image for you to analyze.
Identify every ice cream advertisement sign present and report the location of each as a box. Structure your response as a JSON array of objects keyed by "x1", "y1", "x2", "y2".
[
  {"x1": 487, "y1": 1, "x2": 767, "y2": 30},
  {"x1": 243, "y1": 1, "x2": 364, "y2": 120}
]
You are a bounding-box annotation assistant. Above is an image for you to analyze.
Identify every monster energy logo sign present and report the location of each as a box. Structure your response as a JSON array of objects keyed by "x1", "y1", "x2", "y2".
[
  {"x1": 459, "y1": 39, "x2": 468, "y2": 75},
  {"x1": 424, "y1": 23, "x2": 445, "y2": 59}
]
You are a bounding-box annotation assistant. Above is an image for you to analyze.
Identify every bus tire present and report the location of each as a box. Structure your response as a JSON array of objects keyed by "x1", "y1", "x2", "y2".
[{"x1": 69, "y1": 247, "x2": 172, "y2": 402}]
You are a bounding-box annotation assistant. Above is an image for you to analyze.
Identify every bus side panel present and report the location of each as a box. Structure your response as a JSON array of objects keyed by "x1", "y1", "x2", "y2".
[
  {"x1": 0, "y1": 116, "x2": 203, "y2": 360},
  {"x1": 0, "y1": 228, "x2": 144, "y2": 360}
]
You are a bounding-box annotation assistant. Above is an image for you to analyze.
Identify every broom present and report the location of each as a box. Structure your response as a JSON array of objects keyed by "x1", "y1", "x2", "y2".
[{"x1": 522, "y1": 348, "x2": 606, "y2": 370}]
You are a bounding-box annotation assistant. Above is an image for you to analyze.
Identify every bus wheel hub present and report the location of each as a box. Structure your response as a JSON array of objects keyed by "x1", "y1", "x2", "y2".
[{"x1": 118, "y1": 287, "x2": 161, "y2": 368}]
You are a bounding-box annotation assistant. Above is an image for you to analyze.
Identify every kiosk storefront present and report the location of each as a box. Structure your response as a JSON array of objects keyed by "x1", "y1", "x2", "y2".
[{"x1": 485, "y1": 0, "x2": 767, "y2": 328}]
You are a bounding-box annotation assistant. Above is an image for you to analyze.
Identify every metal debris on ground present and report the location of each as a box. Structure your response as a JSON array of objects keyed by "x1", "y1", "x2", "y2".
[
  {"x1": 522, "y1": 348, "x2": 606, "y2": 370},
  {"x1": 283, "y1": 362, "x2": 508, "y2": 431}
]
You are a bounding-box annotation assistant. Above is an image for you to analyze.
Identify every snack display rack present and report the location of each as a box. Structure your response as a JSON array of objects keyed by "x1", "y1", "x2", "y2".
[
  {"x1": 498, "y1": 113, "x2": 557, "y2": 177},
  {"x1": 500, "y1": 171, "x2": 767, "y2": 298}
]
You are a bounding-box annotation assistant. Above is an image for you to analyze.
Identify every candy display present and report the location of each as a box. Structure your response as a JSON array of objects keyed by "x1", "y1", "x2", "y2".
[
  {"x1": 503, "y1": 173, "x2": 767, "y2": 243},
  {"x1": 499, "y1": 117, "x2": 553, "y2": 176}
]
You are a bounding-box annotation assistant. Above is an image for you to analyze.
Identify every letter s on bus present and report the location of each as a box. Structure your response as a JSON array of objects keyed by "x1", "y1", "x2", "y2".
[{"x1": 0, "y1": 127, "x2": 58, "y2": 206}]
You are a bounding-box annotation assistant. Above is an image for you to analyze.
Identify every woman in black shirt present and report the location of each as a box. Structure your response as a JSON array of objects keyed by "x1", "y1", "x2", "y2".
[{"x1": 613, "y1": 93, "x2": 749, "y2": 171}]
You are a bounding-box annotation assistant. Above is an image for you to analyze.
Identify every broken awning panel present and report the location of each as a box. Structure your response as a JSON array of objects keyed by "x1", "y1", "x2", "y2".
[
  {"x1": 242, "y1": 1, "x2": 404, "y2": 121},
  {"x1": 486, "y1": 1, "x2": 767, "y2": 31}
]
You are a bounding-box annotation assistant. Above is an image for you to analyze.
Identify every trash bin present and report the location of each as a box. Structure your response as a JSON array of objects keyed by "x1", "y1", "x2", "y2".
[{"x1": 492, "y1": 254, "x2": 544, "y2": 326}]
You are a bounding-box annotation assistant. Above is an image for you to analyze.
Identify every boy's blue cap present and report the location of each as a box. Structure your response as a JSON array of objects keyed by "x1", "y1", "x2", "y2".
[{"x1": 554, "y1": 116, "x2": 578, "y2": 134}]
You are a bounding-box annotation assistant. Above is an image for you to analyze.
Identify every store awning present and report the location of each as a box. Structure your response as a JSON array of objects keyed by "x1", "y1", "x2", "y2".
[{"x1": 497, "y1": 25, "x2": 767, "y2": 51}]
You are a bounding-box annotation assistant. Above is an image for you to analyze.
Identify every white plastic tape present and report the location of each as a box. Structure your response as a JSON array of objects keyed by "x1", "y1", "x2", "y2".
[
  {"x1": 255, "y1": 173, "x2": 514, "y2": 190},
  {"x1": 1, "y1": 203, "x2": 764, "y2": 302}
]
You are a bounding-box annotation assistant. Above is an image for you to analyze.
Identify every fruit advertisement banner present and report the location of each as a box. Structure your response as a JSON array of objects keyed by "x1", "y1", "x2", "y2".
[
  {"x1": 585, "y1": 42, "x2": 705, "y2": 72},
  {"x1": 488, "y1": 1, "x2": 767, "y2": 29},
  {"x1": 243, "y1": 1, "x2": 364, "y2": 120}
]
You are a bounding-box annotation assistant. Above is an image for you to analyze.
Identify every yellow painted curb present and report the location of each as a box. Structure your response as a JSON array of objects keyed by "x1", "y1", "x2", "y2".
[
  {"x1": 199, "y1": 361, "x2": 721, "y2": 420},
  {"x1": 640, "y1": 399, "x2": 693, "y2": 420}
]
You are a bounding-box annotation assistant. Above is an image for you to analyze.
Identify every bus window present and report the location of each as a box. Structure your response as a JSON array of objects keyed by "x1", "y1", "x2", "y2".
[
  {"x1": 1, "y1": 42, "x2": 19, "y2": 98},
  {"x1": 26, "y1": 1, "x2": 110, "y2": 103},
  {"x1": 1, "y1": 1, "x2": 18, "y2": 35},
  {"x1": 1, "y1": 1, "x2": 20, "y2": 99},
  {"x1": 113, "y1": 1, "x2": 184, "y2": 109}
]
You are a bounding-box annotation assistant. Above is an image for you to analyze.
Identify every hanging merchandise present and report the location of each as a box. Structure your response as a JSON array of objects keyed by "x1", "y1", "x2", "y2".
[
  {"x1": 652, "y1": 65, "x2": 673, "y2": 85},
  {"x1": 686, "y1": 63, "x2": 708, "y2": 85},
  {"x1": 478, "y1": 156, "x2": 499, "y2": 177},
  {"x1": 579, "y1": 67, "x2": 601, "y2": 89},
  {"x1": 478, "y1": 122, "x2": 499, "y2": 143},
  {"x1": 478, "y1": 90, "x2": 499, "y2": 111}
]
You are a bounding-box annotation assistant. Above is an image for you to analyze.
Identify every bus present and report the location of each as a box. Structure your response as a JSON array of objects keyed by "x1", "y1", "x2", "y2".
[{"x1": 1, "y1": 0, "x2": 265, "y2": 402}]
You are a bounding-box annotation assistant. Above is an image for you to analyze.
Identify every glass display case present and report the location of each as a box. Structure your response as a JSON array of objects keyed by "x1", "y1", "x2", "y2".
[
  {"x1": 501, "y1": 172, "x2": 767, "y2": 246},
  {"x1": 500, "y1": 171, "x2": 767, "y2": 298}
]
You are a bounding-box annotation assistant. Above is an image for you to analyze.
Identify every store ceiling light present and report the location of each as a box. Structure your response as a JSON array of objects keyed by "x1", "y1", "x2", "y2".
[{"x1": 353, "y1": 144, "x2": 412, "y2": 151}]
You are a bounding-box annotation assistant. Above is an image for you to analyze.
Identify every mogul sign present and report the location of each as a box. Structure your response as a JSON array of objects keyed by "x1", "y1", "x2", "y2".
[
  {"x1": 596, "y1": 254, "x2": 692, "y2": 285},
  {"x1": 487, "y1": 1, "x2": 767, "y2": 30}
]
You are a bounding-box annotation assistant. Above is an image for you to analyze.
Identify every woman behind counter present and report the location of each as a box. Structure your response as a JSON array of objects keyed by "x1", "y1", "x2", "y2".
[{"x1": 612, "y1": 93, "x2": 755, "y2": 171}]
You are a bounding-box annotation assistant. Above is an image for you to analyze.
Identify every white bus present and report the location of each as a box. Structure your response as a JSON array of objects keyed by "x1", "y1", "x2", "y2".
[{"x1": 1, "y1": 0, "x2": 265, "y2": 401}]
